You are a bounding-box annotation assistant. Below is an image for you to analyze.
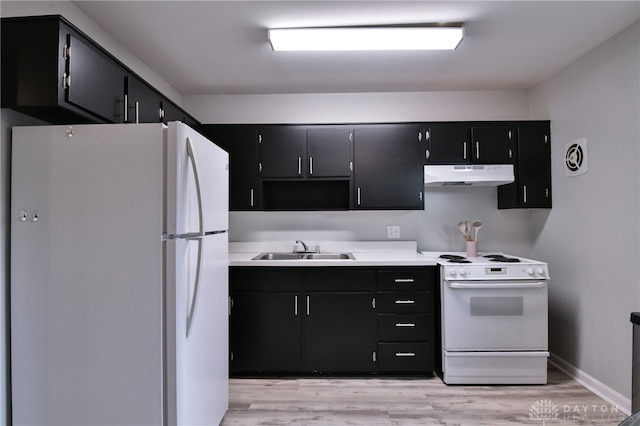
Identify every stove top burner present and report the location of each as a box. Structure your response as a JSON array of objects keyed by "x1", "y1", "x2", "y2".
[
  {"x1": 439, "y1": 254, "x2": 472, "y2": 264},
  {"x1": 439, "y1": 254, "x2": 466, "y2": 260},
  {"x1": 484, "y1": 254, "x2": 521, "y2": 263}
]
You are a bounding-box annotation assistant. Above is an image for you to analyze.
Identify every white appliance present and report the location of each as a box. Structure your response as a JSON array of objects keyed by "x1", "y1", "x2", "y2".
[
  {"x1": 10, "y1": 122, "x2": 229, "y2": 425},
  {"x1": 424, "y1": 164, "x2": 514, "y2": 186},
  {"x1": 433, "y1": 253, "x2": 549, "y2": 384}
]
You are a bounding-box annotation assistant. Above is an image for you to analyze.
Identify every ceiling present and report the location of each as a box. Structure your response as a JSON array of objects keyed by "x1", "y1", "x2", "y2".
[{"x1": 72, "y1": 1, "x2": 640, "y2": 96}]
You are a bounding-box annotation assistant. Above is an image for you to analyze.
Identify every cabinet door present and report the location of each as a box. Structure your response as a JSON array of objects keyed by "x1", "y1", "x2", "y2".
[
  {"x1": 353, "y1": 124, "x2": 424, "y2": 209},
  {"x1": 517, "y1": 123, "x2": 551, "y2": 207},
  {"x1": 259, "y1": 126, "x2": 306, "y2": 178},
  {"x1": 203, "y1": 125, "x2": 260, "y2": 211},
  {"x1": 498, "y1": 122, "x2": 552, "y2": 209},
  {"x1": 65, "y1": 33, "x2": 126, "y2": 123},
  {"x1": 126, "y1": 76, "x2": 161, "y2": 123},
  {"x1": 306, "y1": 127, "x2": 353, "y2": 178},
  {"x1": 230, "y1": 292, "x2": 301, "y2": 372},
  {"x1": 470, "y1": 126, "x2": 515, "y2": 164},
  {"x1": 302, "y1": 292, "x2": 376, "y2": 372},
  {"x1": 425, "y1": 122, "x2": 471, "y2": 164}
]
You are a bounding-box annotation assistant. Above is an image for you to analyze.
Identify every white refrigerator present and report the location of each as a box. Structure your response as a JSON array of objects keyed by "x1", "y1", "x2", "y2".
[{"x1": 10, "y1": 122, "x2": 229, "y2": 425}]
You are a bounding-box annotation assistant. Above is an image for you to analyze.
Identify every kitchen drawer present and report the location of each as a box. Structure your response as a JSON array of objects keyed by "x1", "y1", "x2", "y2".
[
  {"x1": 377, "y1": 269, "x2": 435, "y2": 291},
  {"x1": 377, "y1": 291, "x2": 433, "y2": 314},
  {"x1": 230, "y1": 267, "x2": 302, "y2": 292},
  {"x1": 377, "y1": 342, "x2": 433, "y2": 372},
  {"x1": 304, "y1": 268, "x2": 375, "y2": 292},
  {"x1": 378, "y1": 314, "x2": 432, "y2": 342}
]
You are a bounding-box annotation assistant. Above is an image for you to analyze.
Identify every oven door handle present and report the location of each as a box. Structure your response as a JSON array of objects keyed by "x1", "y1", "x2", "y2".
[{"x1": 446, "y1": 282, "x2": 547, "y2": 289}]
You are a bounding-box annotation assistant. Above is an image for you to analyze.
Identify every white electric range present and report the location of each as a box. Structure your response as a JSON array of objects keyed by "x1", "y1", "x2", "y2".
[{"x1": 423, "y1": 252, "x2": 550, "y2": 385}]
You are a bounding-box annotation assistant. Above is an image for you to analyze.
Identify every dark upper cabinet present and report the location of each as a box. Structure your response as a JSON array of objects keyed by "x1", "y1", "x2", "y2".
[
  {"x1": 353, "y1": 124, "x2": 424, "y2": 210},
  {"x1": 202, "y1": 125, "x2": 260, "y2": 211},
  {"x1": 1, "y1": 16, "x2": 123, "y2": 123},
  {"x1": 471, "y1": 126, "x2": 515, "y2": 164},
  {"x1": 498, "y1": 121, "x2": 552, "y2": 209},
  {"x1": 424, "y1": 122, "x2": 514, "y2": 165},
  {"x1": 258, "y1": 126, "x2": 307, "y2": 178},
  {"x1": 306, "y1": 126, "x2": 353, "y2": 178},
  {"x1": 64, "y1": 33, "x2": 126, "y2": 123},
  {"x1": 2, "y1": 15, "x2": 198, "y2": 127},
  {"x1": 126, "y1": 76, "x2": 161, "y2": 123},
  {"x1": 423, "y1": 122, "x2": 471, "y2": 164},
  {"x1": 160, "y1": 99, "x2": 200, "y2": 128}
]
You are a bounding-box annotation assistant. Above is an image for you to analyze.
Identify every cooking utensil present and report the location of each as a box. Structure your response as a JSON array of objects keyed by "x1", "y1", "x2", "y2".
[
  {"x1": 472, "y1": 220, "x2": 482, "y2": 242},
  {"x1": 457, "y1": 221, "x2": 471, "y2": 241}
]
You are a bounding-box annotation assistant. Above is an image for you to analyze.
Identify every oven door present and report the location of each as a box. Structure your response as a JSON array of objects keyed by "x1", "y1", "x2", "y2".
[{"x1": 442, "y1": 280, "x2": 548, "y2": 351}]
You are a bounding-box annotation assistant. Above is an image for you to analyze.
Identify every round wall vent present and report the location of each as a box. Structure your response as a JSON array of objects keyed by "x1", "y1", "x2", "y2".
[{"x1": 564, "y1": 138, "x2": 588, "y2": 177}]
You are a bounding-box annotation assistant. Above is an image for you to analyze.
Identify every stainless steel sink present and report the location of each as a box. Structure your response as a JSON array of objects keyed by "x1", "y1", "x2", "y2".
[
  {"x1": 252, "y1": 252, "x2": 354, "y2": 260},
  {"x1": 303, "y1": 253, "x2": 354, "y2": 260}
]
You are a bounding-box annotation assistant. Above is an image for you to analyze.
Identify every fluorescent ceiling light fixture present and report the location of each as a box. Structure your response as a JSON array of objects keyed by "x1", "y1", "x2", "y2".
[{"x1": 268, "y1": 25, "x2": 464, "y2": 51}]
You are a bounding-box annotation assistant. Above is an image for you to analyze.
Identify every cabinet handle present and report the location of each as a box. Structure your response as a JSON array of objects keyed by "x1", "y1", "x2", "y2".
[
  {"x1": 298, "y1": 157, "x2": 302, "y2": 175},
  {"x1": 395, "y1": 323, "x2": 416, "y2": 327},
  {"x1": 395, "y1": 352, "x2": 416, "y2": 357},
  {"x1": 357, "y1": 187, "x2": 361, "y2": 206},
  {"x1": 508, "y1": 148, "x2": 512, "y2": 159},
  {"x1": 395, "y1": 300, "x2": 415, "y2": 304},
  {"x1": 124, "y1": 94, "x2": 128, "y2": 122},
  {"x1": 309, "y1": 157, "x2": 313, "y2": 175},
  {"x1": 250, "y1": 189, "x2": 254, "y2": 207},
  {"x1": 523, "y1": 185, "x2": 528, "y2": 204},
  {"x1": 463, "y1": 142, "x2": 467, "y2": 160},
  {"x1": 394, "y1": 278, "x2": 414, "y2": 283},
  {"x1": 306, "y1": 295, "x2": 310, "y2": 316},
  {"x1": 294, "y1": 295, "x2": 298, "y2": 316},
  {"x1": 476, "y1": 141, "x2": 480, "y2": 159},
  {"x1": 545, "y1": 188, "x2": 549, "y2": 198},
  {"x1": 135, "y1": 101, "x2": 139, "y2": 124},
  {"x1": 425, "y1": 149, "x2": 430, "y2": 159}
]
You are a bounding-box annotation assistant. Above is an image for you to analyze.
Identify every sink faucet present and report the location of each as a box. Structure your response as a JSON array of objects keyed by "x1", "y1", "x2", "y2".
[{"x1": 295, "y1": 240, "x2": 308, "y2": 253}]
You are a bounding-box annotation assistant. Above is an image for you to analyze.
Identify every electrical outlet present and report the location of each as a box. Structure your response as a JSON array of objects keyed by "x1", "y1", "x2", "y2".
[{"x1": 387, "y1": 225, "x2": 401, "y2": 239}]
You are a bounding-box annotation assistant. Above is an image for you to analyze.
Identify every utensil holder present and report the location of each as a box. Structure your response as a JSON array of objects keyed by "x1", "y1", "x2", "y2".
[{"x1": 466, "y1": 241, "x2": 478, "y2": 258}]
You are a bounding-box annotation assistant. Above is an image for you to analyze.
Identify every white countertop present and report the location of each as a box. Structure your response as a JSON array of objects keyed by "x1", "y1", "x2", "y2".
[{"x1": 229, "y1": 241, "x2": 437, "y2": 267}]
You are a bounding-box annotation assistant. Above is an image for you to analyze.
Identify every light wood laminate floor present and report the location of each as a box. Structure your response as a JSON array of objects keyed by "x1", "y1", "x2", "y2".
[{"x1": 221, "y1": 364, "x2": 628, "y2": 425}]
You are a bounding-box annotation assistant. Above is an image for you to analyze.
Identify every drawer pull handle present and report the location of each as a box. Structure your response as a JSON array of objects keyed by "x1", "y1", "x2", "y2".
[
  {"x1": 395, "y1": 352, "x2": 416, "y2": 357},
  {"x1": 394, "y1": 278, "x2": 415, "y2": 283},
  {"x1": 395, "y1": 300, "x2": 415, "y2": 304},
  {"x1": 395, "y1": 323, "x2": 415, "y2": 327}
]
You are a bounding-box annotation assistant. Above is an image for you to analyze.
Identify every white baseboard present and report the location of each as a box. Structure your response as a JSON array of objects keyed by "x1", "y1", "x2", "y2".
[{"x1": 549, "y1": 353, "x2": 632, "y2": 416}]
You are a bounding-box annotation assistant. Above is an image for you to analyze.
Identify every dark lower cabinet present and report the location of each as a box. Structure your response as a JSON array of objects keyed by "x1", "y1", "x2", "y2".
[
  {"x1": 376, "y1": 268, "x2": 435, "y2": 374},
  {"x1": 229, "y1": 266, "x2": 436, "y2": 376},
  {"x1": 230, "y1": 292, "x2": 301, "y2": 372},
  {"x1": 303, "y1": 292, "x2": 376, "y2": 373}
]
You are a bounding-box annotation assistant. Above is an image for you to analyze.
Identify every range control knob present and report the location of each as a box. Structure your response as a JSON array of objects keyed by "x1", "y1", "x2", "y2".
[
  {"x1": 447, "y1": 267, "x2": 458, "y2": 277},
  {"x1": 459, "y1": 267, "x2": 468, "y2": 276},
  {"x1": 526, "y1": 267, "x2": 535, "y2": 276},
  {"x1": 536, "y1": 267, "x2": 545, "y2": 277}
]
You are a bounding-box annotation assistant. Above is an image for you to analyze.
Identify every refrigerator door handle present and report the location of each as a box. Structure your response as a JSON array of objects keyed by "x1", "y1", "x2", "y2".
[
  {"x1": 186, "y1": 136, "x2": 204, "y2": 237},
  {"x1": 186, "y1": 237, "x2": 203, "y2": 337}
]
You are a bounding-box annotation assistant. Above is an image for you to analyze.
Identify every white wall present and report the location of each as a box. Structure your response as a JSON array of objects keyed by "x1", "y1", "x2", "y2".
[
  {"x1": 184, "y1": 90, "x2": 537, "y2": 256},
  {"x1": 529, "y1": 20, "x2": 640, "y2": 409}
]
